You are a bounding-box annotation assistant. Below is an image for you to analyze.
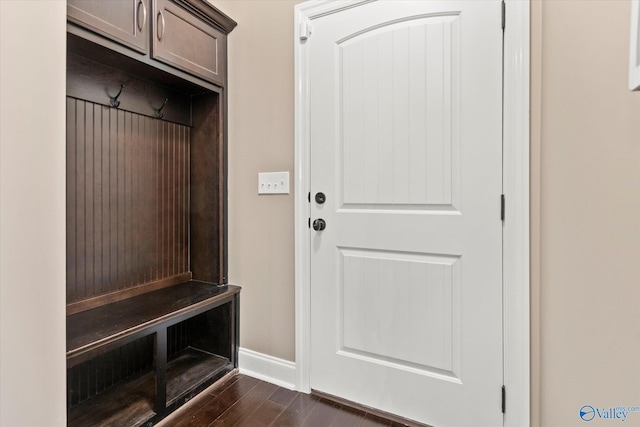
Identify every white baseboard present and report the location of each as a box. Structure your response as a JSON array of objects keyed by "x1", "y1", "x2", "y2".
[{"x1": 238, "y1": 347, "x2": 297, "y2": 390}]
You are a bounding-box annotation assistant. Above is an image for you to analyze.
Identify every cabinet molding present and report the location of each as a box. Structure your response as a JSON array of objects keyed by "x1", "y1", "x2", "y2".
[{"x1": 173, "y1": 0, "x2": 237, "y2": 34}]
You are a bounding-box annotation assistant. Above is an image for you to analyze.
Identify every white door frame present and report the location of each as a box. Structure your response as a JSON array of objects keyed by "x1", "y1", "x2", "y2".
[{"x1": 293, "y1": 1, "x2": 530, "y2": 426}]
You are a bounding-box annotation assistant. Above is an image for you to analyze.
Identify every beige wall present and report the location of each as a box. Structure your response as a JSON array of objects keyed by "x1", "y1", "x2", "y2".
[
  {"x1": 531, "y1": 1, "x2": 640, "y2": 426},
  {"x1": 212, "y1": 0, "x2": 304, "y2": 361},
  {"x1": 0, "y1": 1, "x2": 67, "y2": 425}
]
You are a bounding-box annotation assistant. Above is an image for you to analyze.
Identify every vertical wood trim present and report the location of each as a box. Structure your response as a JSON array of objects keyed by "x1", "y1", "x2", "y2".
[
  {"x1": 155, "y1": 329, "x2": 168, "y2": 411},
  {"x1": 143, "y1": 115, "x2": 153, "y2": 283},
  {"x1": 93, "y1": 104, "x2": 103, "y2": 297},
  {"x1": 77, "y1": 100, "x2": 86, "y2": 300},
  {"x1": 109, "y1": 107, "x2": 118, "y2": 292},
  {"x1": 186, "y1": 126, "x2": 191, "y2": 277},
  {"x1": 169, "y1": 122, "x2": 175, "y2": 275},
  {"x1": 218, "y1": 95, "x2": 226, "y2": 282},
  {"x1": 67, "y1": 98, "x2": 77, "y2": 303},
  {"x1": 152, "y1": 117, "x2": 160, "y2": 282},
  {"x1": 190, "y1": 93, "x2": 222, "y2": 284},
  {"x1": 127, "y1": 111, "x2": 134, "y2": 287},
  {"x1": 117, "y1": 109, "x2": 125, "y2": 289},
  {"x1": 176, "y1": 123, "x2": 181, "y2": 277},
  {"x1": 160, "y1": 120, "x2": 167, "y2": 281},
  {"x1": 187, "y1": 126, "x2": 191, "y2": 276},
  {"x1": 131, "y1": 112, "x2": 139, "y2": 286},
  {"x1": 102, "y1": 105, "x2": 111, "y2": 294},
  {"x1": 85, "y1": 103, "x2": 94, "y2": 298}
]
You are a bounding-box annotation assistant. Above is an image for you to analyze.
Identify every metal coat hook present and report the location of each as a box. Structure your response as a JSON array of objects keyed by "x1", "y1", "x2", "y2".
[
  {"x1": 155, "y1": 98, "x2": 169, "y2": 119},
  {"x1": 110, "y1": 84, "x2": 124, "y2": 108}
]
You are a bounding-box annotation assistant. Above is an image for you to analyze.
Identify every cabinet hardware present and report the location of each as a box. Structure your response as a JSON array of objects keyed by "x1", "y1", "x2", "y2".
[
  {"x1": 137, "y1": 0, "x2": 147, "y2": 32},
  {"x1": 157, "y1": 11, "x2": 165, "y2": 41}
]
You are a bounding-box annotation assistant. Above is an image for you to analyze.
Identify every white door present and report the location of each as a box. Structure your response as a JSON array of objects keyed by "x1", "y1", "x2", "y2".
[{"x1": 309, "y1": 1, "x2": 504, "y2": 426}]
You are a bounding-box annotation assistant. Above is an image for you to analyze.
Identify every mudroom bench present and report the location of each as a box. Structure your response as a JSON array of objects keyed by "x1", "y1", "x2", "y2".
[
  {"x1": 65, "y1": 0, "x2": 238, "y2": 425},
  {"x1": 67, "y1": 282, "x2": 240, "y2": 427}
]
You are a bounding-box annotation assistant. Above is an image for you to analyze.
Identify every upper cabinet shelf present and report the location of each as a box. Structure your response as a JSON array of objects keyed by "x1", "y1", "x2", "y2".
[{"x1": 67, "y1": 0, "x2": 237, "y2": 88}]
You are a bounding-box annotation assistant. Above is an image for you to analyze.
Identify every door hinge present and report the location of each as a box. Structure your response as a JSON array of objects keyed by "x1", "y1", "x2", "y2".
[
  {"x1": 299, "y1": 21, "x2": 313, "y2": 41},
  {"x1": 501, "y1": 385, "x2": 506, "y2": 413},
  {"x1": 308, "y1": 192, "x2": 311, "y2": 203},
  {"x1": 308, "y1": 218, "x2": 311, "y2": 228},
  {"x1": 501, "y1": 194, "x2": 505, "y2": 222},
  {"x1": 501, "y1": 0, "x2": 506, "y2": 31}
]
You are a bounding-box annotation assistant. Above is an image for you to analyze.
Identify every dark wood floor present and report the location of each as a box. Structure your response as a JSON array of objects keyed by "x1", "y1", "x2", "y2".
[{"x1": 160, "y1": 374, "x2": 420, "y2": 427}]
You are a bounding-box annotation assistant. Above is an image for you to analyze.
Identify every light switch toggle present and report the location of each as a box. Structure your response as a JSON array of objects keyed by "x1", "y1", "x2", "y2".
[{"x1": 258, "y1": 171, "x2": 290, "y2": 194}]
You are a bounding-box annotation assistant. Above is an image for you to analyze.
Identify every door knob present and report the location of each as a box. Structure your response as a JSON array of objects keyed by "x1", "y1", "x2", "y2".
[
  {"x1": 312, "y1": 218, "x2": 326, "y2": 231},
  {"x1": 315, "y1": 192, "x2": 326, "y2": 204}
]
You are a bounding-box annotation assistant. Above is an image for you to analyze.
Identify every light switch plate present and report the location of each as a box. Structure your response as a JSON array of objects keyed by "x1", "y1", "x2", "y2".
[{"x1": 258, "y1": 171, "x2": 290, "y2": 194}]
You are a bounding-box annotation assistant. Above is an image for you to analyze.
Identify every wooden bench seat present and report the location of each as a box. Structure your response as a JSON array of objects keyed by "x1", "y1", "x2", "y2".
[{"x1": 67, "y1": 281, "x2": 240, "y2": 367}]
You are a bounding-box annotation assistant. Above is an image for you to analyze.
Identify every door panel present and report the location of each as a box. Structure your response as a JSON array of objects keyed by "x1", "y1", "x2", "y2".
[
  {"x1": 340, "y1": 248, "x2": 459, "y2": 376},
  {"x1": 340, "y1": 15, "x2": 458, "y2": 208},
  {"x1": 309, "y1": 2, "x2": 504, "y2": 426}
]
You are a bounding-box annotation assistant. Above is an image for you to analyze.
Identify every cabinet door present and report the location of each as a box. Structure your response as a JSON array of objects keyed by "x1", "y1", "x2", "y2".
[
  {"x1": 152, "y1": 0, "x2": 226, "y2": 86},
  {"x1": 68, "y1": 0, "x2": 149, "y2": 54}
]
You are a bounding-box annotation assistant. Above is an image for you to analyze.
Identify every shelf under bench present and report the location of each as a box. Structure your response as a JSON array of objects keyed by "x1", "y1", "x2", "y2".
[{"x1": 67, "y1": 347, "x2": 230, "y2": 427}]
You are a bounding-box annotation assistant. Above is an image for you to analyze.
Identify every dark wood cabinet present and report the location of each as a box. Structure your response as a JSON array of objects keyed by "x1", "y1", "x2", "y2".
[
  {"x1": 66, "y1": 1, "x2": 237, "y2": 425},
  {"x1": 67, "y1": 0, "x2": 231, "y2": 86},
  {"x1": 152, "y1": 0, "x2": 226, "y2": 86},
  {"x1": 68, "y1": 0, "x2": 150, "y2": 54}
]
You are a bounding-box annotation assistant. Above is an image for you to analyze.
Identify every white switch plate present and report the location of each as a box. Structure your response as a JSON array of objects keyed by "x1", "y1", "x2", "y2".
[{"x1": 258, "y1": 171, "x2": 290, "y2": 194}]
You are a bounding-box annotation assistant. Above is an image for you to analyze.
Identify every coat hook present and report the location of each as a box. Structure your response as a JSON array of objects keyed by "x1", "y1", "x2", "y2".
[
  {"x1": 110, "y1": 84, "x2": 124, "y2": 108},
  {"x1": 155, "y1": 98, "x2": 169, "y2": 119}
]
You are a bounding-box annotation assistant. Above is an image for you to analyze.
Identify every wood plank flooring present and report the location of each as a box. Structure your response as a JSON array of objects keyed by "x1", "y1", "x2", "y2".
[{"x1": 159, "y1": 374, "x2": 421, "y2": 427}]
